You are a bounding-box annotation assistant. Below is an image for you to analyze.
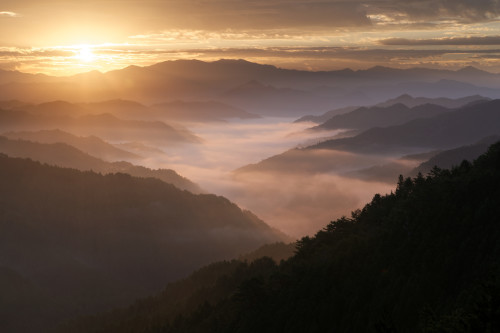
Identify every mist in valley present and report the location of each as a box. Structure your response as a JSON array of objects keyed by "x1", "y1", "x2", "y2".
[{"x1": 149, "y1": 119, "x2": 396, "y2": 237}]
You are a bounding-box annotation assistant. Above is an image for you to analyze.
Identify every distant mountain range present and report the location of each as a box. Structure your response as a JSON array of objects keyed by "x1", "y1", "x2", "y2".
[
  {"x1": 220, "y1": 80, "x2": 338, "y2": 116},
  {"x1": 1, "y1": 60, "x2": 500, "y2": 117},
  {"x1": 151, "y1": 100, "x2": 259, "y2": 122},
  {"x1": 296, "y1": 94, "x2": 489, "y2": 124},
  {"x1": 3, "y1": 129, "x2": 140, "y2": 161},
  {"x1": 237, "y1": 100, "x2": 500, "y2": 176},
  {"x1": 311, "y1": 99, "x2": 500, "y2": 154},
  {"x1": 0, "y1": 106, "x2": 200, "y2": 145},
  {"x1": 411, "y1": 135, "x2": 500, "y2": 176},
  {"x1": 312, "y1": 103, "x2": 452, "y2": 132},
  {"x1": 0, "y1": 136, "x2": 202, "y2": 193},
  {"x1": 346, "y1": 136, "x2": 500, "y2": 183},
  {"x1": 1, "y1": 98, "x2": 258, "y2": 123}
]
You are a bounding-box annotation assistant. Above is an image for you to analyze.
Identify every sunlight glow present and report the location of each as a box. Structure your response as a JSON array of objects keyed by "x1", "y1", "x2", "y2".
[{"x1": 75, "y1": 46, "x2": 95, "y2": 63}]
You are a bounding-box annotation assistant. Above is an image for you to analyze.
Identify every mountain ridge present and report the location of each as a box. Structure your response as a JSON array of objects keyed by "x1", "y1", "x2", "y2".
[
  {"x1": 2, "y1": 60, "x2": 500, "y2": 112},
  {"x1": 0, "y1": 136, "x2": 202, "y2": 193},
  {"x1": 0, "y1": 153, "x2": 287, "y2": 332}
]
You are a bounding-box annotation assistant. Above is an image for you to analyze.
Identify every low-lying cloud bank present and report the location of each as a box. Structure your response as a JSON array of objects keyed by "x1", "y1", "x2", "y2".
[{"x1": 139, "y1": 118, "x2": 395, "y2": 238}]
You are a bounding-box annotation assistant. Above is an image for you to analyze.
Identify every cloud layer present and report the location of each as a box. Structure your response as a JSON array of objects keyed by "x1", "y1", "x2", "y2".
[
  {"x1": 1, "y1": 0, "x2": 500, "y2": 74},
  {"x1": 380, "y1": 36, "x2": 500, "y2": 45}
]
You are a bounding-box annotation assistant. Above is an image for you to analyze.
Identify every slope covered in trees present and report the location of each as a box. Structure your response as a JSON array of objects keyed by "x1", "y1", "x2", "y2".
[
  {"x1": 67, "y1": 141, "x2": 500, "y2": 333},
  {"x1": 0, "y1": 155, "x2": 285, "y2": 332}
]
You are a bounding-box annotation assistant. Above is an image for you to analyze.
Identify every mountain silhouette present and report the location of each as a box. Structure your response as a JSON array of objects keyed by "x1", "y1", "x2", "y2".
[
  {"x1": 311, "y1": 99, "x2": 500, "y2": 154},
  {"x1": 2, "y1": 60, "x2": 500, "y2": 115},
  {"x1": 312, "y1": 103, "x2": 451, "y2": 132},
  {"x1": 345, "y1": 136, "x2": 500, "y2": 183},
  {"x1": 296, "y1": 94, "x2": 489, "y2": 124}
]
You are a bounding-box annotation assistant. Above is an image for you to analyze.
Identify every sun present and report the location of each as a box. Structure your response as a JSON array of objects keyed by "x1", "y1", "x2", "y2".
[{"x1": 75, "y1": 46, "x2": 95, "y2": 63}]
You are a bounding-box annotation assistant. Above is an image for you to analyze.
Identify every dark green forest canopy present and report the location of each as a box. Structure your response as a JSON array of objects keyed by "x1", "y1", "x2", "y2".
[{"x1": 64, "y1": 142, "x2": 500, "y2": 333}]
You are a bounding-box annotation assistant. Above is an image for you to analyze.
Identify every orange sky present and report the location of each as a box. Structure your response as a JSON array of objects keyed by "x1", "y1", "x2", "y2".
[{"x1": 2, "y1": 0, "x2": 500, "y2": 75}]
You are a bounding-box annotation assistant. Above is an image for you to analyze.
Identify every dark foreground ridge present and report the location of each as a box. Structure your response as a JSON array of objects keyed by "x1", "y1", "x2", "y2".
[
  {"x1": 64, "y1": 142, "x2": 500, "y2": 332},
  {"x1": 0, "y1": 154, "x2": 285, "y2": 333}
]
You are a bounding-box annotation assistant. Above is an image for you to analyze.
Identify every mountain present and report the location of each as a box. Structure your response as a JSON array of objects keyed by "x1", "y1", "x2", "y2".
[
  {"x1": 79, "y1": 99, "x2": 153, "y2": 119},
  {"x1": 234, "y1": 147, "x2": 385, "y2": 175},
  {"x1": 0, "y1": 154, "x2": 286, "y2": 332},
  {"x1": 345, "y1": 136, "x2": 500, "y2": 184},
  {"x1": 0, "y1": 108, "x2": 200, "y2": 145},
  {"x1": 312, "y1": 103, "x2": 451, "y2": 132},
  {"x1": 151, "y1": 100, "x2": 259, "y2": 122},
  {"x1": 0, "y1": 69, "x2": 54, "y2": 85},
  {"x1": 295, "y1": 105, "x2": 359, "y2": 124},
  {"x1": 62, "y1": 141, "x2": 500, "y2": 333},
  {"x1": 375, "y1": 94, "x2": 490, "y2": 109},
  {"x1": 0, "y1": 99, "x2": 33, "y2": 110},
  {"x1": 237, "y1": 100, "x2": 500, "y2": 178},
  {"x1": 237, "y1": 242, "x2": 296, "y2": 263},
  {"x1": 334, "y1": 80, "x2": 500, "y2": 110},
  {"x1": 16, "y1": 100, "x2": 88, "y2": 117},
  {"x1": 310, "y1": 99, "x2": 500, "y2": 154},
  {"x1": 411, "y1": 135, "x2": 500, "y2": 176},
  {"x1": 2, "y1": 60, "x2": 500, "y2": 115},
  {"x1": 9, "y1": 98, "x2": 256, "y2": 125},
  {"x1": 295, "y1": 94, "x2": 489, "y2": 124},
  {"x1": 220, "y1": 80, "x2": 335, "y2": 116},
  {"x1": 2, "y1": 129, "x2": 140, "y2": 161},
  {"x1": 0, "y1": 136, "x2": 202, "y2": 193},
  {"x1": 0, "y1": 266, "x2": 53, "y2": 333}
]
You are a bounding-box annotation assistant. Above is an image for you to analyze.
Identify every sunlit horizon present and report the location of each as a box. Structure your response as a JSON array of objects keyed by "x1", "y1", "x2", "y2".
[
  {"x1": 2, "y1": 0, "x2": 500, "y2": 76},
  {"x1": 5, "y1": 43, "x2": 500, "y2": 77}
]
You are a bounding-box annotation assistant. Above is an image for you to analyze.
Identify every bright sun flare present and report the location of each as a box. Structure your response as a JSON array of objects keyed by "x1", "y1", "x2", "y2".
[{"x1": 76, "y1": 46, "x2": 95, "y2": 63}]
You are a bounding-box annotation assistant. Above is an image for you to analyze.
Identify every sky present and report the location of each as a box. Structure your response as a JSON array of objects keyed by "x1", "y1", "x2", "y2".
[{"x1": 2, "y1": 0, "x2": 500, "y2": 75}]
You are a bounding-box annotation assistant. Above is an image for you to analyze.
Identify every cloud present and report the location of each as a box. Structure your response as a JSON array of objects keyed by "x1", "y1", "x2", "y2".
[
  {"x1": 122, "y1": 0, "x2": 499, "y2": 32},
  {"x1": 116, "y1": 46, "x2": 500, "y2": 67},
  {"x1": 181, "y1": 46, "x2": 449, "y2": 61},
  {"x1": 0, "y1": 11, "x2": 20, "y2": 17},
  {"x1": 149, "y1": 1, "x2": 373, "y2": 30},
  {"x1": 5, "y1": 43, "x2": 500, "y2": 75},
  {"x1": 367, "y1": 0, "x2": 500, "y2": 25},
  {"x1": 380, "y1": 36, "x2": 500, "y2": 45},
  {"x1": 0, "y1": 47, "x2": 73, "y2": 57}
]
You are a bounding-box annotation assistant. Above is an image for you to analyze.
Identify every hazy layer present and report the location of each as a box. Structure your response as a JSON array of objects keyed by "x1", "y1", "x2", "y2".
[{"x1": 139, "y1": 117, "x2": 394, "y2": 238}]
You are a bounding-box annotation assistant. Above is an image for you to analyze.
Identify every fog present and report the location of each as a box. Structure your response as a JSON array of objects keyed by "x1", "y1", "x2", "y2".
[{"x1": 138, "y1": 117, "x2": 395, "y2": 238}]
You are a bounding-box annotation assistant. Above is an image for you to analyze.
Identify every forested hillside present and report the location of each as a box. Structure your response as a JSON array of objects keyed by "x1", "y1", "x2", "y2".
[
  {"x1": 0, "y1": 155, "x2": 285, "y2": 332},
  {"x1": 66, "y1": 141, "x2": 500, "y2": 333}
]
